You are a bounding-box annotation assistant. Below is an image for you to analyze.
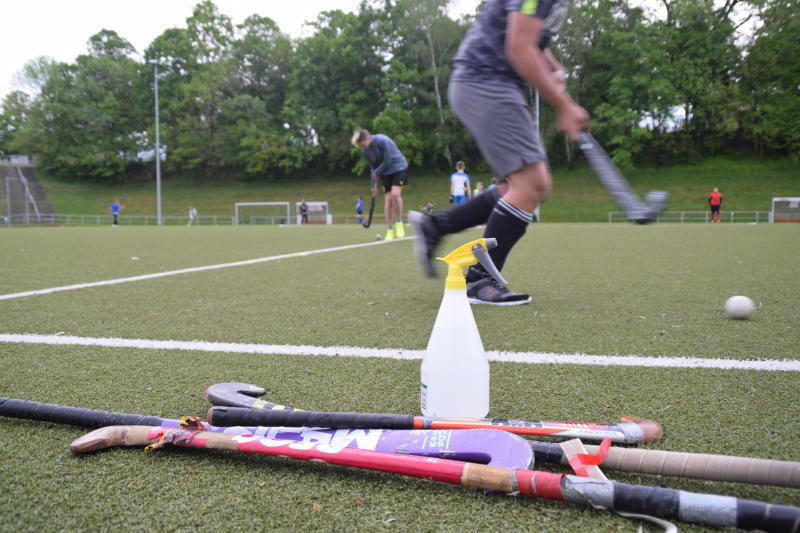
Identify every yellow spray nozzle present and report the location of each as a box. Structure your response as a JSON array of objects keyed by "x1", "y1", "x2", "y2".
[{"x1": 437, "y1": 238, "x2": 506, "y2": 290}]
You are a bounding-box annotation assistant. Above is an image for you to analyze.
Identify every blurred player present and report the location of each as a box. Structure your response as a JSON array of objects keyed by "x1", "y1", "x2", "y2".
[
  {"x1": 410, "y1": 0, "x2": 589, "y2": 305},
  {"x1": 450, "y1": 161, "x2": 472, "y2": 205},
  {"x1": 356, "y1": 196, "x2": 364, "y2": 225}
]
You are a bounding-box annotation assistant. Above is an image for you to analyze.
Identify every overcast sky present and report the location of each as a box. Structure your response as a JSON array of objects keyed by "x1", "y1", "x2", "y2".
[{"x1": 0, "y1": 0, "x2": 481, "y2": 101}]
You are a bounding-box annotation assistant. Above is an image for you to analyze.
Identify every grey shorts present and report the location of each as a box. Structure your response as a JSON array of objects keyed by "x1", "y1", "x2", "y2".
[{"x1": 449, "y1": 79, "x2": 546, "y2": 177}]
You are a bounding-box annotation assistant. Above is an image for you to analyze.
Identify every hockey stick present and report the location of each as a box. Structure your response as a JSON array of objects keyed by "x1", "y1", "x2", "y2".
[
  {"x1": 204, "y1": 383, "x2": 662, "y2": 444},
  {"x1": 0, "y1": 397, "x2": 531, "y2": 469},
  {"x1": 71, "y1": 424, "x2": 800, "y2": 533},
  {"x1": 578, "y1": 131, "x2": 669, "y2": 224},
  {"x1": 362, "y1": 195, "x2": 376, "y2": 228}
]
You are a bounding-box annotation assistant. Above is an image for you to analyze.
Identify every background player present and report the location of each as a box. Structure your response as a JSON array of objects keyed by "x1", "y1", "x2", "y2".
[{"x1": 352, "y1": 129, "x2": 409, "y2": 241}]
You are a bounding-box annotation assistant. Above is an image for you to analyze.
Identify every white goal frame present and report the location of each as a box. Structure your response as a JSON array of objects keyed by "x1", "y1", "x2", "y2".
[
  {"x1": 769, "y1": 197, "x2": 800, "y2": 223},
  {"x1": 295, "y1": 201, "x2": 332, "y2": 225},
  {"x1": 234, "y1": 202, "x2": 291, "y2": 225}
]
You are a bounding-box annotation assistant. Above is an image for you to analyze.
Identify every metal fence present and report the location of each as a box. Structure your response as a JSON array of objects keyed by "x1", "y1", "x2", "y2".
[
  {"x1": 3, "y1": 213, "x2": 236, "y2": 226},
  {"x1": 607, "y1": 210, "x2": 769, "y2": 224},
  {"x1": 1, "y1": 213, "x2": 385, "y2": 227}
]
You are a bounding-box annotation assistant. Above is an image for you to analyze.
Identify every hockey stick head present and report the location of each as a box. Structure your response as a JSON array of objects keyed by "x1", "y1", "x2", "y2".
[
  {"x1": 577, "y1": 132, "x2": 669, "y2": 224},
  {"x1": 70, "y1": 425, "x2": 156, "y2": 453},
  {"x1": 627, "y1": 190, "x2": 670, "y2": 225},
  {"x1": 619, "y1": 416, "x2": 663, "y2": 443},
  {"x1": 204, "y1": 383, "x2": 298, "y2": 410}
]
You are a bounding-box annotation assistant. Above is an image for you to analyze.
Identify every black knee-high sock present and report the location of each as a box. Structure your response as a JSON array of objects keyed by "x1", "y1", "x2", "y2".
[
  {"x1": 468, "y1": 198, "x2": 531, "y2": 281},
  {"x1": 431, "y1": 186, "x2": 503, "y2": 234}
]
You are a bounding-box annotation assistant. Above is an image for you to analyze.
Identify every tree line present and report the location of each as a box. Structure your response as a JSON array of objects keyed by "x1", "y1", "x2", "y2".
[{"x1": 0, "y1": 0, "x2": 797, "y2": 183}]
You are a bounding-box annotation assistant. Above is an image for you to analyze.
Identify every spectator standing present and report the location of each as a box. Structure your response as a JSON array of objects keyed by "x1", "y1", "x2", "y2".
[{"x1": 708, "y1": 187, "x2": 723, "y2": 223}]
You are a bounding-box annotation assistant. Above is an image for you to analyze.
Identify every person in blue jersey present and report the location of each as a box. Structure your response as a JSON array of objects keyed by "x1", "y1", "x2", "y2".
[
  {"x1": 351, "y1": 129, "x2": 409, "y2": 241},
  {"x1": 355, "y1": 196, "x2": 365, "y2": 225},
  {"x1": 450, "y1": 161, "x2": 472, "y2": 205},
  {"x1": 109, "y1": 199, "x2": 124, "y2": 226},
  {"x1": 410, "y1": 0, "x2": 589, "y2": 305}
]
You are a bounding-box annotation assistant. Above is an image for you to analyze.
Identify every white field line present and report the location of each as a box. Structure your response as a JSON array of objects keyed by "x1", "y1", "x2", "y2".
[
  {"x1": 1, "y1": 333, "x2": 798, "y2": 372},
  {"x1": 0, "y1": 237, "x2": 413, "y2": 301}
]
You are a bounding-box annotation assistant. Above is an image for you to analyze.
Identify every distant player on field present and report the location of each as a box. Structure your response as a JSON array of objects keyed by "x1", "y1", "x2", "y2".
[
  {"x1": 355, "y1": 196, "x2": 364, "y2": 225},
  {"x1": 708, "y1": 187, "x2": 723, "y2": 223},
  {"x1": 409, "y1": 0, "x2": 589, "y2": 305},
  {"x1": 352, "y1": 129, "x2": 409, "y2": 241},
  {"x1": 450, "y1": 161, "x2": 472, "y2": 205},
  {"x1": 109, "y1": 199, "x2": 124, "y2": 226},
  {"x1": 299, "y1": 200, "x2": 309, "y2": 224}
]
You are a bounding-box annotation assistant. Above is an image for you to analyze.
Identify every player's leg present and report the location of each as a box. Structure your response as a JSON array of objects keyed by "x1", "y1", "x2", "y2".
[
  {"x1": 392, "y1": 186, "x2": 405, "y2": 237},
  {"x1": 383, "y1": 193, "x2": 395, "y2": 240},
  {"x1": 381, "y1": 175, "x2": 395, "y2": 240},
  {"x1": 411, "y1": 78, "x2": 541, "y2": 303},
  {"x1": 462, "y1": 163, "x2": 548, "y2": 305}
]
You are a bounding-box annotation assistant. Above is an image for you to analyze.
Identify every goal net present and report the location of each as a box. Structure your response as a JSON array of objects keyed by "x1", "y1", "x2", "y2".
[
  {"x1": 296, "y1": 201, "x2": 332, "y2": 224},
  {"x1": 769, "y1": 197, "x2": 800, "y2": 223},
  {"x1": 234, "y1": 202, "x2": 291, "y2": 225}
]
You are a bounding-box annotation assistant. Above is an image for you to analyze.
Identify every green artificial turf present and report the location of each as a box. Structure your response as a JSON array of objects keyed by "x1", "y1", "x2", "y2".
[{"x1": 1, "y1": 224, "x2": 799, "y2": 532}]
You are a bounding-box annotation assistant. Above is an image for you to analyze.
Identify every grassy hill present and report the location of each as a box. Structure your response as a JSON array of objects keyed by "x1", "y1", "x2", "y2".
[{"x1": 34, "y1": 156, "x2": 799, "y2": 222}]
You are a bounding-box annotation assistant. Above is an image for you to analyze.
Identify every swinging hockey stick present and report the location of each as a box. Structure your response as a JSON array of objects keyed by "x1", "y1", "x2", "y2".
[
  {"x1": 578, "y1": 131, "x2": 669, "y2": 224},
  {"x1": 0, "y1": 397, "x2": 532, "y2": 469},
  {"x1": 71, "y1": 425, "x2": 800, "y2": 533},
  {"x1": 204, "y1": 383, "x2": 662, "y2": 444}
]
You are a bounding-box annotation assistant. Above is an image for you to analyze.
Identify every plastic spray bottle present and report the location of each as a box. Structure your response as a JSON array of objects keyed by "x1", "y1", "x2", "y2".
[{"x1": 420, "y1": 238, "x2": 507, "y2": 418}]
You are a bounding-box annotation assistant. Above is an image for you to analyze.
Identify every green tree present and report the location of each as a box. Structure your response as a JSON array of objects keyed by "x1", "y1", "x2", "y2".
[
  {"x1": 558, "y1": 0, "x2": 677, "y2": 166},
  {"x1": 0, "y1": 91, "x2": 31, "y2": 156},
  {"x1": 388, "y1": 0, "x2": 468, "y2": 170},
  {"x1": 15, "y1": 31, "x2": 144, "y2": 181},
  {"x1": 285, "y1": 5, "x2": 387, "y2": 173},
  {"x1": 655, "y1": 0, "x2": 744, "y2": 156},
  {"x1": 741, "y1": 0, "x2": 800, "y2": 156}
]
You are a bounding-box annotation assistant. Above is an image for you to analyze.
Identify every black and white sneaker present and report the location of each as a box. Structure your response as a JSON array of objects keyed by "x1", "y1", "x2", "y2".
[
  {"x1": 408, "y1": 210, "x2": 441, "y2": 278},
  {"x1": 467, "y1": 276, "x2": 531, "y2": 306}
]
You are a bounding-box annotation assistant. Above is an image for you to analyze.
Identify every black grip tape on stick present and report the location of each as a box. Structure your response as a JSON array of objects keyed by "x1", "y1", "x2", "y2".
[
  {"x1": 0, "y1": 397, "x2": 164, "y2": 428},
  {"x1": 208, "y1": 406, "x2": 415, "y2": 429}
]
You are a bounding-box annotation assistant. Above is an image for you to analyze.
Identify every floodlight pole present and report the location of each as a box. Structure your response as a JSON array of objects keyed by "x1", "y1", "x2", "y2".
[{"x1": 150, "y1": 59, "x2": 163, "y2": 226}]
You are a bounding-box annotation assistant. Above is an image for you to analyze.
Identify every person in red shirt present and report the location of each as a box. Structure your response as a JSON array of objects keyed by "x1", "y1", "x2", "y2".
[{"x1": 708, "y1": 188, "x2": 723, "y2": 223}]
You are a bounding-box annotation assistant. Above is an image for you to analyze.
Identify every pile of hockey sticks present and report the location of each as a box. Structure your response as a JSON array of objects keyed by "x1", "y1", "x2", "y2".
[{"x1": 2, "y1": 387, "x2": 798, "y2": 532}]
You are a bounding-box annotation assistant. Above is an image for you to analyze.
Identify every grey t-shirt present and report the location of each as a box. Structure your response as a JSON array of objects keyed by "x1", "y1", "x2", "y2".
[
  {"x1": 452, "y1": 0, "x2": 569, "y2": 87},
  {"x1": 361, "y1": 134, "x2": 408, "y2": 176}
]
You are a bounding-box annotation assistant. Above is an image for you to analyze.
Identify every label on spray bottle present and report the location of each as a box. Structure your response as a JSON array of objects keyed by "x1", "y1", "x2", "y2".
[{"x1": 420, "y1": 383, "x2": 428, "y2": 412}]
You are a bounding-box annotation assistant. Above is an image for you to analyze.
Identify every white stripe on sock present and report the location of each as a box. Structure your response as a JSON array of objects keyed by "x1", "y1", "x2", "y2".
[{"x1": 496, "y1": 199, "x2": 532, "y2": 223}]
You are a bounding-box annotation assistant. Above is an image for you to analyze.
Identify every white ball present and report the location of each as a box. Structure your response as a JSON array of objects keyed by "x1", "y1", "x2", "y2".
[{"x1": 725, "y1": 296, "x2": 755, "y2": 319}]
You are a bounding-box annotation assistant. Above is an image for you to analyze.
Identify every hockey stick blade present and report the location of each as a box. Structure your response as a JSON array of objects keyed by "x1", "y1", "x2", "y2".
[
  {"x1": 72, "y1": 426, "x2": 800, "y2": 532},
  {"x1": 578, "y1": 132, "x2": 669, "y2": 224}
]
